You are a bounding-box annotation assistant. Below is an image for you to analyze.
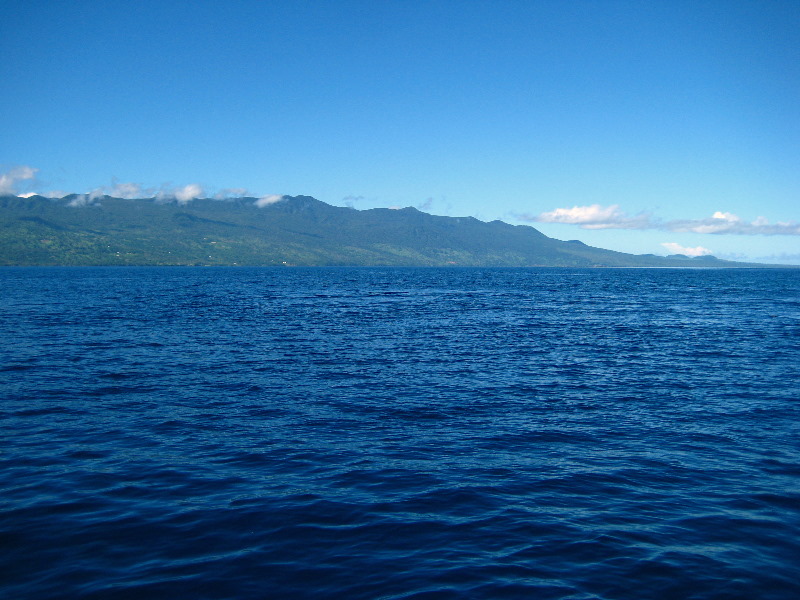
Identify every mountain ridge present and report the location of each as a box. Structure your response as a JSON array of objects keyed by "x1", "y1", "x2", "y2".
[{"x1": 0, "y1": 194, "x2": 786, "y2": 267}]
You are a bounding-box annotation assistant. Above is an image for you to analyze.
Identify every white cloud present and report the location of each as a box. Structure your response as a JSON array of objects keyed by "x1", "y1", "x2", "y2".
[
  {"x1": 67, "y1": 189, "x2": 104, "y2": 207},
  {"x1": 535, "y1": 203, "x2": 620, "y2": 224},
  {"x1": 254, "y1": 194, "x2": 284, "y2": 207},
  {"x1": 174, "y1": 183, "x2": 204, "y2": 204},
  {"x1": 522, "y1": 204, "x2": 800, "y2": 236},
  {"x1": 660, "y1": 242, "x2": 713, "y2": 257},
  {"x1": 524, "y1": 204, "x2": 654, "y2": 229},
  {"x1": 0, "y1": 166, "x2": 38, "y2": 195},
  {"x1": 107, "y1": 182, "x2": 151, "y2": 199},
  {"x1": 67, "y1": 196, "x2": 91, "y2": 207},
  {"x1": 75, "y1": 181, "x2": 153, "y2": 200},
  {"x1": 155, "y1": 183, "x2": 205, "y2": 204}
]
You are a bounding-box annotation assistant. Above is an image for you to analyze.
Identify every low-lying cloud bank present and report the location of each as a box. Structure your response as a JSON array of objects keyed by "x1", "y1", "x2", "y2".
[
  {"x1": 63, "y1": 185, "x2": 284, "y2": 208},
  {"x1": 61, "y1": 183, "x2": 208, "y2": 207},
  {"x1": 521, "y1": 204, "x2": 800, "y2": 236},
  {"x1": 1, "y1": 166, "x2": 284, "y2": 209}
]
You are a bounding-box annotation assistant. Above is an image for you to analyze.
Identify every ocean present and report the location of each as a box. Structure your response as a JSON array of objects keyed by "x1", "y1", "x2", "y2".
[{"x1": 1, "y1": 267, "x2": 799, "y2": 599}]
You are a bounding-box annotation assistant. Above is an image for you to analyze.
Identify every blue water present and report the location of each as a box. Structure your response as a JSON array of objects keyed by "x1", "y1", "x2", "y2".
[{"x1": 1, "y1": 267, "x2": 799, "y2": 599}]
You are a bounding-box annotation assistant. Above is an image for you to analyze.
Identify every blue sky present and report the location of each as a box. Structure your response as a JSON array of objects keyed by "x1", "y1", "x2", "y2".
[{"x1": 2, "y1": 0, "x2": 798, "y2": 263}]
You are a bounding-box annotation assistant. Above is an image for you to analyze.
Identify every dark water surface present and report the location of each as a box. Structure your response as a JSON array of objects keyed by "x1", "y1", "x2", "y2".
[{"x1": 1, "y1": 267, "x2": 799, "y2": 599}]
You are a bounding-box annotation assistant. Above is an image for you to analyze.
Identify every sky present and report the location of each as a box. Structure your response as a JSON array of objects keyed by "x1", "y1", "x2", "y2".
[{"x1": 1, "y1": 0, "x2": 799, "y2": 263}]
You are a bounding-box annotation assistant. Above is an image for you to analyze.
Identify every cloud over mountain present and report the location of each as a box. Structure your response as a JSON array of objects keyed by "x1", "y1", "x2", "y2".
[
  {"x1": 3, "y1": 166, "x2": 285, "y2": 208},
  {"x1": 0, "y1": 166, "x2": 38, "y2": 195},
  {"x1": 254, "y1": 194, "x2": 284, "y2": 207},
  {"x1": 106, "y1": 182, "x2": 151, "y2": 199},
  {"x1": 162, "y1": 183, "x2": 204, "y2": 204}
]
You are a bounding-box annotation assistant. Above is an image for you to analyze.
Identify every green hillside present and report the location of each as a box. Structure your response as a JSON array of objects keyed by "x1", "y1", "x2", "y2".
[{"x1": 0, "y1": 194, "x2": 772, "y2": 267}]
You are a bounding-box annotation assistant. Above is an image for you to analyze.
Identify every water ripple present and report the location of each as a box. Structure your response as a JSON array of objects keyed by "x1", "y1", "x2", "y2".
[{"x1": 1, "y1": 267, "x2": 799, "y2": 599}]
